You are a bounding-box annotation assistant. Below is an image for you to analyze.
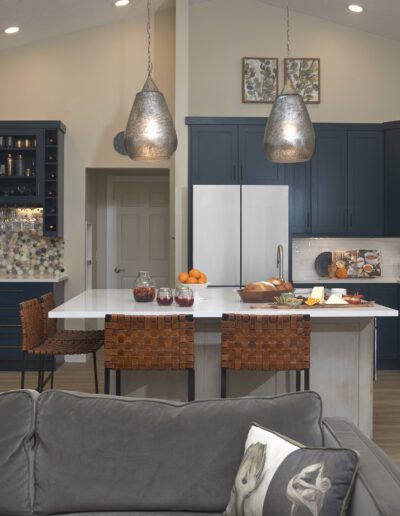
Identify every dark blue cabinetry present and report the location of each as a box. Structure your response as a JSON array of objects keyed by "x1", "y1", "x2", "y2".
[
  {"x1": 384, "y1": 123, "x2": 400, "y2": 236},
  {"x1": 284, "y1": 162, "x2": 311, "y2": 234},
  {"x1": 0, "y1": 282, "x2": 63, "y2": 371}
]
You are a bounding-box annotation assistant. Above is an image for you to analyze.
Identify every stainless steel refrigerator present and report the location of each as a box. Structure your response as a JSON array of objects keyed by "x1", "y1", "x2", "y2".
[{"x1": 192, "y1": 185, "x2": 289, "y2": 286}]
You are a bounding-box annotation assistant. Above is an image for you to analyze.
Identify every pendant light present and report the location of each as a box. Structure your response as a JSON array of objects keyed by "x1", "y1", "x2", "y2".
[
  {"x1": 124, "y1": 0, "x2": 177, "y2": 160},
  {"x1": 263, "y1": 7, "x2": 315, "y2": 163}
]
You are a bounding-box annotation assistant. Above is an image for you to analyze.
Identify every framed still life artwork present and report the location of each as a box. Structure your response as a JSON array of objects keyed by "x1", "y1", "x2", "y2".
[
  {"x1": 284, "y1": 58, "x2": 320, "y2": 103},
  {"x1": 242, "y1": 57, "x2": 278, "y2": 103}
]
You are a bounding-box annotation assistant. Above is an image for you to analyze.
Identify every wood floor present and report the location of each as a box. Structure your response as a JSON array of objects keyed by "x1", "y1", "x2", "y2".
[{"x1": 0, "y1": 356, "x2": 399, "y2": 465}]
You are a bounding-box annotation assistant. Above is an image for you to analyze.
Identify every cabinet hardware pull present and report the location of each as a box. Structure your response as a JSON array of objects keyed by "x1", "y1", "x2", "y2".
[{"x1": 0, "y1": 324, "x2": 21, "y2": 328}]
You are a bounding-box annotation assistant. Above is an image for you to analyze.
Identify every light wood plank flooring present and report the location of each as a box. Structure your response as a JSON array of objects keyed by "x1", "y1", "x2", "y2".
[{"x1": 0, "y1": 357, "x2": 399, "y2": 465}]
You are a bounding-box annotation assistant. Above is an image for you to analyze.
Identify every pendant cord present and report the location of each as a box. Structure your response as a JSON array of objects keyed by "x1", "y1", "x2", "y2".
[
  {"x1": 147, "y1": 0, "x2": 153, "y2": 76},
  {"x1": 286, "y1": 6, "x2": 290, "y2": 58}
]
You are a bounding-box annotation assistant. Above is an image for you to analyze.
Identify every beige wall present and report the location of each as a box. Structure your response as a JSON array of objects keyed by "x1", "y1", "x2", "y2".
[
  {"x1": 0, "y1": 7, "x2": 175, "y2": 300},
  {"x1": 189, "y1": 0, "x2": 400, "y2": 122}
]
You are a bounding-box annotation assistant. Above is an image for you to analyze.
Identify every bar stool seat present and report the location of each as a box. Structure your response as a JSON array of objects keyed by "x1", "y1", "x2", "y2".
[
  {"x1": 104, "y1": 314, "x2": 195, "y2": 400},
  {"x1": 221, "y1": 313, "x2": 311, "y2": 398}
]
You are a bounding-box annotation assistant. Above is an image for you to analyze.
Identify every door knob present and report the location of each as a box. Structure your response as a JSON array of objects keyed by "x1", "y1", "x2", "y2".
[{"x1": 114, "y1": 267, "x2": 125, "y2": 274}]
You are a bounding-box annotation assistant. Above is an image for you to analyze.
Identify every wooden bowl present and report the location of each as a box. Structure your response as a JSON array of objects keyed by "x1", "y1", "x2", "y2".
[{"x1": 237, "y1": 288, "x2": 293, "y2": 303}]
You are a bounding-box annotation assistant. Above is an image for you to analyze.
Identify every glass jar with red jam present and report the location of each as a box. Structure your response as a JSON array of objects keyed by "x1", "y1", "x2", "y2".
[
  {"x1": 175, "y1": 286, "x2": 194, "y2": 307},
  {"x1": 133, "y1": 271, "x2": 156, "y2": 302},
  {"x1": 156, "y1": 287, "x2": 173, "y2": 306}
]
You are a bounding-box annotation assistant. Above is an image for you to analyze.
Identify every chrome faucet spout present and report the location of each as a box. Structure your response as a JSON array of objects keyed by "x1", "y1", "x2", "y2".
[{"x1": 277, "y1": 244, "x2": 284, "y2": 281}]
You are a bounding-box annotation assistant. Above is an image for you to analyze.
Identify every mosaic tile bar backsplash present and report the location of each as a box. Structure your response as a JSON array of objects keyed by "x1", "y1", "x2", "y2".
[{"x1": 0, "y1": 208, "x2": 64, "y2": 276}]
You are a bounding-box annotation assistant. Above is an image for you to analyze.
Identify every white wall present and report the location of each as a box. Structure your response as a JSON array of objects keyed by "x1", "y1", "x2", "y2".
[{"x1": 0, "y1": 7, "x2": 175, "y2": 300}]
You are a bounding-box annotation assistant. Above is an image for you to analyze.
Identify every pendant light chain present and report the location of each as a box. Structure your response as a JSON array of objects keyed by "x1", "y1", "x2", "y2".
[
  {"x1": 147, "y1": 0, "x2": 153, "y2": 76},
  {"x1": 286, "y1": 6, "x2": 290, "y2": 58}
]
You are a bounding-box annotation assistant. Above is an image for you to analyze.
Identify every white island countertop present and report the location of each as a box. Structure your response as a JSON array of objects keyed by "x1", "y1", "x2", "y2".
[{"x1": 49, "y1": 287, "x2": 398, "y2": 319}]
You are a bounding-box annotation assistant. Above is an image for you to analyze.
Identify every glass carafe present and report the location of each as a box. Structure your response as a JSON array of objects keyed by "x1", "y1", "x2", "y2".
[{"x1": 133, "y1": 270, "x2": 156, "y2": 302}]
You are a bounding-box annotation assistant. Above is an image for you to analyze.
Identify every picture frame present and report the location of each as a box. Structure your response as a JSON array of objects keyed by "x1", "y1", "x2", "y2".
[
  {"x1": 284, "y1": 58, "x2": 320, "y2": 104},
  {"x1": 242, "y1": 57, "x2": 278, "y2": 103}
]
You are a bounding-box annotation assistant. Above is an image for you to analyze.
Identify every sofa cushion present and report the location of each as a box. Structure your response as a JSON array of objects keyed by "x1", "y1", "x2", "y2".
[
  {"x1": 0, "y1": 389, "x2": 38, "y2": 516},
  {"x1": 34, "y1": 390, "x2": 322, "y2": 515}
]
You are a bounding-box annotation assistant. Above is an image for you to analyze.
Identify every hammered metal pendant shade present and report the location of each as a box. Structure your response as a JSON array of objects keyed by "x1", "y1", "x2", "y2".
[
  {"x1": 263, "y1": 77, "x2": 315, "y2": 163},
  {"x1": 124, "y1": 75, "x2": 177, "y2": 161}
]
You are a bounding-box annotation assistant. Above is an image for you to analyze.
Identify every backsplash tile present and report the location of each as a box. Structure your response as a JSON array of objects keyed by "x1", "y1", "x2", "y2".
[
  {"x1": 0, "y1": 208, "x2": 64, "y2": 276},
  {"x1": 292, "y1": 237, "x2": 400, "y2": 281}
]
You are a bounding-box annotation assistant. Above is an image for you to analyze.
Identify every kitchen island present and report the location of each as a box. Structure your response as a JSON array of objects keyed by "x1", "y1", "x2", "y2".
[{"x1": 50, "y1": 287, "x2": 398, "y2": 436}]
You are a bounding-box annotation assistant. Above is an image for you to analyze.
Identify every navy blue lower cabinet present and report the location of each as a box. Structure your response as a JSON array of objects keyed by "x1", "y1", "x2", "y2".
[
  {"x1": 370, "y1": 284, "x2": 400, "y2": 368},
  {"x1": 0, "y1": 283, "x2": 57, "y2": 372}
]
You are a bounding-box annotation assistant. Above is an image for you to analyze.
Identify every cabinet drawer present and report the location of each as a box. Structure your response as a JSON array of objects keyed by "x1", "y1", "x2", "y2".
[{"x1": 0, "y1": 283, "x2": 53, "y2": 307}]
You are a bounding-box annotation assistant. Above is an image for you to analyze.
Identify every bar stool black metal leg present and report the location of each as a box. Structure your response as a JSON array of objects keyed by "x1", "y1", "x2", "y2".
[
  {"x1": 188, "y1": 368, "x2": 195, "y2": 401},
  {"x1": 38, "y1": 356, "x2": 45, "y2": 392},
  {"x1": 221, "y1": 368, "x2": 227, "y2": 398},
  {"x1": 296, "y1": 371, "x2": 301, "y2": 392},
  {"x1": 304, "y1": 369, "x2": 310, "y2": 390},
  {"x1": 92, "y1": 351, "x2": 99, "y2": 394},
  {"x1": 104, "y1": 368, "x2": 110, "y2": 394},
  {"x1": 116, "y1": 370, "x2": 121, "y2": 396},
  {"x1": 21, "y1": 351, "x2": 26, "y2": 389},
  {"x1": 50, "y1": 356, "x2": 55, "y2": 389}
]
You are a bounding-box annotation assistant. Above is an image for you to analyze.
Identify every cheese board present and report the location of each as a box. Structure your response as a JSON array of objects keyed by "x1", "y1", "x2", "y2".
[{"x1": 250, "y1": 301, "x2": 376, "y2": 310}]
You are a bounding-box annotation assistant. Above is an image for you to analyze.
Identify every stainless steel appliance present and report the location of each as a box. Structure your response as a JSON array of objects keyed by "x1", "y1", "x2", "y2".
[{"x1": 192, "y1": 185, "x2": 289, "y2": 286}]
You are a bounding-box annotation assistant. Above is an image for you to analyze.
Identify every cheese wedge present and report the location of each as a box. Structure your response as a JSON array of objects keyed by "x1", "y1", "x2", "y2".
[
  {"x1": 311, "y1": 286, "x2": 325, "y2": 304},
  {"x1": 325, "y1": 294, "x2": 348, "y2": 305}
]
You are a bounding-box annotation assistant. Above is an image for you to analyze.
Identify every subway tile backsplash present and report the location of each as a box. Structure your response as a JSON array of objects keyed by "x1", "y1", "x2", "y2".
[{"x1": 292, "y1": 237, "x2": 400, "y2": 281}]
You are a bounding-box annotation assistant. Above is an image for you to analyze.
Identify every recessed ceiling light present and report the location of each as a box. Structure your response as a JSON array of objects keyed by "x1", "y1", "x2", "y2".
[
  {"x1": 4, "y1": 26, "x2": 20, "y2": 35},
  {"x1": 114, "y1": 0, "x2": 130, "y2": 6},
  {"x1": 348, "y1": 4, "x2": 364, "y2": 13}
]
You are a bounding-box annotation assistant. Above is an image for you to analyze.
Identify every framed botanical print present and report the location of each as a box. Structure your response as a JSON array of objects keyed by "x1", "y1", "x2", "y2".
[
  {"x1": 284, "y1": 58, "x2": 320, "y2": 103},
  {"x1": 242, "y1": 57, "x2": 278, "y2": 103}
]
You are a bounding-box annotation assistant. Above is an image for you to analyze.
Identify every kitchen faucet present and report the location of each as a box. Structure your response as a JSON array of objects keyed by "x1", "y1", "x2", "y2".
[{"x1": 277, "y1": 244, "x2": 284, "y2": 281}]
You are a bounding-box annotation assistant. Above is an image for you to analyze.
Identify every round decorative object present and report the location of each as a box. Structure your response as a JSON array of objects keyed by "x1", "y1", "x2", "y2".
[
  {"x1": 314, "y1": 252, "x2": 333, "y2": 277},
  {"x1": 113, "y1": 131, "x2": 127, "y2": 155}
]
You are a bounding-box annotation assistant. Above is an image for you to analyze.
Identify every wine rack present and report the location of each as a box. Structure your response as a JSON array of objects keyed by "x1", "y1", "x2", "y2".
[{"x1": 0, "y1": 121, "x2": 65, "y2": 237}]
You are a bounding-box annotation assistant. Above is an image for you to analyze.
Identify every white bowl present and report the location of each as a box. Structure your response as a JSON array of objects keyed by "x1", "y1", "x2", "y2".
[{"x1": 177, "y1": 282, "x2": 209, "y2": 292}]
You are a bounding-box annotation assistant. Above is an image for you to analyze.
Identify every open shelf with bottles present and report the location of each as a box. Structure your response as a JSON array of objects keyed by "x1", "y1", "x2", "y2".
[{"x1": 0, "y1": 121, "x2": 65, "y2": 237}]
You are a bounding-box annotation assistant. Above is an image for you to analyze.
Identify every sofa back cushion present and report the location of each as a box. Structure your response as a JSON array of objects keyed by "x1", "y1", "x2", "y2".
[
  {"x1": 0, "y1": 390, "x2": 38, "y2": 516},
  {"x1": 34, "y1": 390, "x2": 322, "y2": 515}
]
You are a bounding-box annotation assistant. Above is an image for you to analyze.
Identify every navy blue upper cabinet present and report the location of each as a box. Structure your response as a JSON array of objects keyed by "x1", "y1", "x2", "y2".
[
  {"x1": 190, "y1": 125, "x2": 238, "y2": 184},
  {"x1": 348, "y1": 130, "x2": 384, "y2": 235},
  {"x1": 311, "y1": 129, "x2": 348, "y2": 234},
  {"x1": 238, "y1": 125, "x2": 283, "y2": 184},
  {"x1": 384, "y1": 124, "x2": 400, "y2": 236},
  {"x1": 284, "y1": 162, "x2": 311, "y2": 234}
]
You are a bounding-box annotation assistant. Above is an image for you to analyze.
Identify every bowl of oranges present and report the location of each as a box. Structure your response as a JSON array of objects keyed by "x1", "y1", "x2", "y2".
[{"x1": 178, "y1": 269, "x2": 208, "y2": 296}]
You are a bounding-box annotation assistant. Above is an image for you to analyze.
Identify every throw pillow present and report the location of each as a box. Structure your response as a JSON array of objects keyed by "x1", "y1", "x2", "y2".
[{"x1": 223, "y1": 424, "x2": 359, "y2": 516}]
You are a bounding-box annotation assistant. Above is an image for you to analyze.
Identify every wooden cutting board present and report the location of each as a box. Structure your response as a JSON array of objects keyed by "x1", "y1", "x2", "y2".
[{"x1": 250, "y1": 301, "x2": 375, "y2": 309}]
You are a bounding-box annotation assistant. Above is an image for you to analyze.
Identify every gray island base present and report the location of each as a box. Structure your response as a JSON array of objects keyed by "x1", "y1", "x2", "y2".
[{"x1": 49, "y1": 288, "x2": 398, "y2": 437}]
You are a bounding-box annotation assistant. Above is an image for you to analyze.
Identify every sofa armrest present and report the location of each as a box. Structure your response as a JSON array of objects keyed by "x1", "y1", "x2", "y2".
[{"x1": 323, "y1": 417, "x2": 400, "y2": 516}]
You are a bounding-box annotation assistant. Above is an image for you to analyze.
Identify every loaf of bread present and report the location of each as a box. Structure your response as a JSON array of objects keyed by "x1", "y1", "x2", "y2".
[{"x1": 244, "y1": 281, "x2": 276, "y2": 292}]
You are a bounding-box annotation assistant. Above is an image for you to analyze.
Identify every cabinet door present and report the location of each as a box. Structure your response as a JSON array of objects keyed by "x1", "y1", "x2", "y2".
[
  {"x1": 284, "y1": 162, "x2": 311, "y2": 234},
  {"x1": 239, "y1": 125, "x2": 283, "y2": 184},
  {"x1": 370, "y1": 284, "x2": 399, "y2": 363},
  {"x1": 385, "y1": 128, "x2": 400, "y2": 236},
  {"x1": 191, "y1": 125, "x2": 238, "y2": 184},
  {"x1": 311, "y1": 130, "x2": 348, "y2": 234},
  {"x1": 348, "y1": 131, "x2": 384, "y2": 235}
]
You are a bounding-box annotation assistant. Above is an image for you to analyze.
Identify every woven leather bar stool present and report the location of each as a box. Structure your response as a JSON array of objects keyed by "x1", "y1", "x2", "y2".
[
  {"x1": 220, "y1": 314, "x2": 311, "y2": 398},
  {"x1": 20, "y1": 297, "x2": 103, "y2": 392},
  {"x1": 104, "y1": 314, "x2": 195, "y2": 400}
]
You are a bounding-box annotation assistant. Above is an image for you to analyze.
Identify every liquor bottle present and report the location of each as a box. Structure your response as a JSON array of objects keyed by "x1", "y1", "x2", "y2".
[
  {"x1": 6, "y1": 154, "x2": 13, "y2": 176},
  {"x1": 15, "y1": 155, "x2": 24, "y2": 177}
]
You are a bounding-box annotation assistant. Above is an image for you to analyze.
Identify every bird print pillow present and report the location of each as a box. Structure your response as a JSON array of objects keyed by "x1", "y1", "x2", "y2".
[{"x1": 223, "y1": 424, "x2": 359, "y2": 516}]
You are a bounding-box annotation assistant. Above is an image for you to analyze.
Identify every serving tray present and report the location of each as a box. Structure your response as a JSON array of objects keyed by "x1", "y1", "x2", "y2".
[{"x1": 250, "y1": 300, "x2": 375, "y2": 309}]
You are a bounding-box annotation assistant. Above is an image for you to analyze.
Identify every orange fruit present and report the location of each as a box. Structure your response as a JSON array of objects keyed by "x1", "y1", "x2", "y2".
[
  {"x1": 187, "y1": 276, "x2": 198, "y2": 284},
  {"x1": 335, "y1": 267, "x2": 348, "y2": 279},
  {"x1": 178, "y1": 272, "x2": 189, "y2": 283},
  {"x1": 199, "y1": 273, "x2": 207, "y2": 284},
  {"x1": 189, "y1": 269, "x2": 201, "y2": 280}
]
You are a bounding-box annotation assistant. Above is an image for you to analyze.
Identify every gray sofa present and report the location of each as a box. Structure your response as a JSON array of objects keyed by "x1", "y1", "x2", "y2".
[{"x1": 1, "y1": 389, "x2": 399, "y2": 516}]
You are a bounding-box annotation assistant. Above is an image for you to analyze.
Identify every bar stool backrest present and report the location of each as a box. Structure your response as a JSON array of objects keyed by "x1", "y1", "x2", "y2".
[
  {"x1": 104, "y1": 314, "x2": 194, "y2": 371},
  {"x1": 221, "y1": 314, "x2": 311, "y2": 371},
  {"x1": 39, "y1": 293, "x2": 57, "y2": 339},
  {"x1": 19, "y1": 299, "x2": 44, "y2": 352}
]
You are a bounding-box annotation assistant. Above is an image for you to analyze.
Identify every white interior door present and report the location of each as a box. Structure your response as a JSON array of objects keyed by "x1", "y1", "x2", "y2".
[
  {"x1": 193, "y1": 185, "x2": 241, "y2": 286},
  {"x1": 108, "y1": 177, "x2": 170, "y2": 288},
  {"x1": 242, "y1": 185, "x2": 289, "y2": 284}
]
